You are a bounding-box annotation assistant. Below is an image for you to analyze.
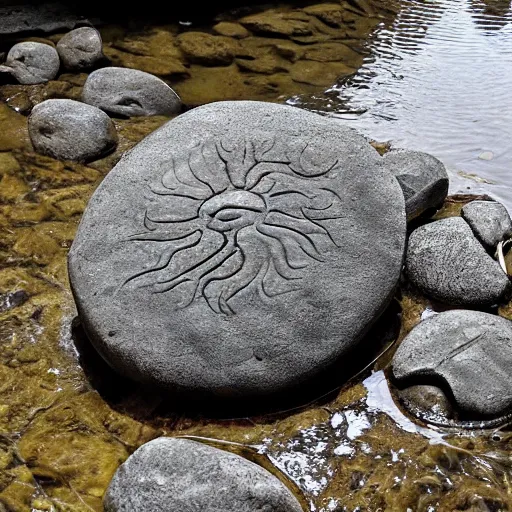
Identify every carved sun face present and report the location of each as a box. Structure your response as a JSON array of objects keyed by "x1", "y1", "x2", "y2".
[{"x1": 121, "y1": 136, "x2": 343, "y2": 315}]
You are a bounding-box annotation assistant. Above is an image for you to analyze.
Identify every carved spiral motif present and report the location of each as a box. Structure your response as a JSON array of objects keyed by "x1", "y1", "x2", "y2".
[{"x1": 122, "y1": 137, "x2": 344, "y2": 315}]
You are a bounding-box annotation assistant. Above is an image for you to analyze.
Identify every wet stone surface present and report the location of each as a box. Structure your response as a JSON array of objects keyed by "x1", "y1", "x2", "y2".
[
  {"x1": 392, "y1": 309, "x2": 512, "y2": 420},
  {"x1": 28, "y1": 99, "x2": 118, "y2": 162},
  {"x1": 104, "y1": 437, "x2": 303, "y2": 511},
  {"x1": 68, "y1": 100, "x2": 406, "y2": 401},
  {"x1": 461, "y1": 199, "x2": 512, "y2": 250},
  {"x1": 405, "y1": 216, "x2": 511, "y2": 307}
]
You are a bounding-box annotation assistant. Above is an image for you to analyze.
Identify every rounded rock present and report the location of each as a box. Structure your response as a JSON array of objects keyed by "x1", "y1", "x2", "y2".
[
  {"x1": 461, "y1": 200, "x2": 512, "y2": 250},
  {"x1": 5, "y1": 42, "x2": 60, "y2": 84},
  {"x1": 104, "y1": 437, "x2": 303, "y2": 512},
  {"x1": 381, "y1": 150, "x2": 449, "y2": 221},
  {"x1": 68, "y1": 101, "x2": 406, "y2": 401},
  {"x1": 392, "y1": 310, "x2": 512, "y2": 418},
  {"x1": 28, "y1": 99, "x2": 117, "y2": 162},
  {"x1": 82, "y1": 67, "x2": 181, "y2": 117},
  {"x1": 56, "y1": 27, "x2": 103, "y2": 70},
  {"x1": 405, "y1": 216, "x2": 511, "y2": 307}
]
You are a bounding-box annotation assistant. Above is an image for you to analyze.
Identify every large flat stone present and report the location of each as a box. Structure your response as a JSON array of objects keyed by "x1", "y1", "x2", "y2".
[{"x1": 68, "y1": 101, "x2": 406, "y2": 401}]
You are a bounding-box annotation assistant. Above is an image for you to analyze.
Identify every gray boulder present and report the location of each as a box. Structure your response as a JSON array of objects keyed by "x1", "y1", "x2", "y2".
[
  {"x1": 393, "y1": 310, "x2": 512, "y2": 418},
  {"x1": 68, "y1": 101, "x2": 406, "y2": 401},
  {"x1": 28, "y1": 99, "x2": 117, "y2": 162},
  {"x1": 461, "y1": 200, "x2": 512, "y2": 250},
  {"x1": 82, "y1": 67, "x2": 181, "y2": 117},
  {"x1": 5, "y1": 42, "x2": 60, "y2": 84},
  {"x1": 104, "y1": 437, "x2": 303, "y2": 512},
  {"x1": 57, "y1": 27, "x2": 103, "y2": 70},
  {"x1": 381, "y1": 150, "x2": 449, "y2": 221},
  {"x1": 406, "y1": 217, "x2": 510, "y2": 307}
]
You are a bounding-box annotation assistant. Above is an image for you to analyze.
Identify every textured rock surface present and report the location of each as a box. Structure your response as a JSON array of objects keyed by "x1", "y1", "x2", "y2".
[
  {"x1": 393, "y1": 310, "x2": 512, "y2": 417},
  {"x1": 176, "y1": 32, "x2": 237, "y2": 65},
  {"x1": 68, "y1": 101, "x2": 406, "y2": 400},
  {"x1": 57, "y1": 27, "x2": 103, "y2": 70},
  {"x1": 406, "y1": 217, "x2": 510, "y2": 306},
  {"x1": 381, "y1": 150, "x2": 449, "y2": 221},
  {"x1": 461, "y1": 200, "x2": 512, "y2": 249},
  {"x1": 104, "y1": 437, "x2": 303, "y2": 512},
  {"x1": 82, "y1": 67, "x2": 181, "y2": 117},
  {"x1": 28, "y1": 99, "x2": 117, "y2": 162},
  {"x1": 5, "y1": 42, "x2": 60, "y2": 85}
]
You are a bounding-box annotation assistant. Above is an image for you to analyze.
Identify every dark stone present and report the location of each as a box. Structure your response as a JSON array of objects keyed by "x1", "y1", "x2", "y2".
[
  {"x1": 392, "y1": 310, "x2": 512, "y2": 418},
  {"x1": 104, "y1": 437, "x2": 303, "y2": 512},
  {"x1": 68, "y1": 101, "x2": 406, "y2": 402},
  {"x1": 381, "y1": 150, "x2": 449, "y2": 221},
  {"x1": 82, "y1": 67, "x2": 181, "y2": 117},
  {"x1": 461, "y1": 200, "x2": 512, "y2": 250},
  {"x1": 405, "y1": 217, "x2": 510, "y2": 307},
  {"x1": 28, "y1": 99, "x2": 117, "y2": 162}
]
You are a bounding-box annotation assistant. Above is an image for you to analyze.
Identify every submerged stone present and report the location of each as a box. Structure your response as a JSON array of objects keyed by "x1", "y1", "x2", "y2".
[
  {"x1": 406, "y1": 217, "x2": 510, "y2": 307},
  {"x1": 104, "y1": 437, "x2": 303, "y2": 512},
  {"x1": 5, "y1": 42, "x2": 60, "y2": 85},
  {"x1": 28, "y1": 99, "x2": 117, "y2": 162},
  {"x1": 381, "y1": 150, "x2": 449, "y2": 221},
  {"x1": 57, "y1": 27, "x2": 104, "y2": 70},
  {"x1": 392, "y1": 310, "x2": 512, "y2": 418},
  {"x1": 82, "y1": 67, "x2": 181, "y2": 117},
  {"x1": 68, "y1": 101, "x2": 406, "y2": 401},
  {"x1": 461, "y1": 200, "x2": 512, "y2": 250}
]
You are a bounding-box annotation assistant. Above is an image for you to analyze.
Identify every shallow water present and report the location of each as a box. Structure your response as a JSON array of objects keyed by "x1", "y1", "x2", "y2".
[
  {"x1": 2, "y1": 1, "x2": 512, "y2": 511},
  {"x1": 290, "y1": 0, "x2": 512, "y2": 208}
]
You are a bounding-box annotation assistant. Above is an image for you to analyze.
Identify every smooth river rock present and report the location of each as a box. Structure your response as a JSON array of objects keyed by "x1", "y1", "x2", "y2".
[
  {"x1": 57, "y1": 27, "x2": 103, "y2": 70},
  {"x1": 104, "y1": 437, "x2": 303, "y2": 512},
  {"x1": 28, "y1": 99, "x2": 117, "y2": 162},
  {"x1": 393, "y1": 310, "x2": 512, "y2": 418},
  {"x1": 406, "y1": 217, "x2": 510, "y2": 307},
  {"x1": 68, "y1": 101, "x2": 406, "y2": 400},
  {"x1": 82, "y1": 67, "x2": 181, "y2": 117},
  {"x1": 461, "y1": 200, "x2": 512, "y2": 250},
  {"x1": 5, "y1": 42, "x2": 60, "y2": 84},
  {"x1": 381, "y1": 150, "x2": 449, "y2": 221}
]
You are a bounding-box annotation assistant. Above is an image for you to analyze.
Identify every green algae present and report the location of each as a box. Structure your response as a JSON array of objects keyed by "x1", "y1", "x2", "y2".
[{"x1": 1, "y1": 1, "x2": 512, "y2": 511}]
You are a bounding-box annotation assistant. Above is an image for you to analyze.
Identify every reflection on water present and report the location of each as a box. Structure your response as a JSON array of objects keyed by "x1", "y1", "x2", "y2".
[{"x1": 289, "y1": 0, "x2": 512, "y2": 209}]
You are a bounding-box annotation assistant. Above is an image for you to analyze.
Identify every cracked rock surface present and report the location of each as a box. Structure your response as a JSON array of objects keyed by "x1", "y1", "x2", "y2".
[
  {"x1": 104, "y1": 437, "x2": 303, "y2": 512},
  {"x1": 405, "y1": 216, "x2": 511, "y2": 307},
  {"x1": 392, "y1": 309, "x2": 512, "y2": 418},
  {"x1": 5, "y1": 42, "x2": 60, "y2": 85}
]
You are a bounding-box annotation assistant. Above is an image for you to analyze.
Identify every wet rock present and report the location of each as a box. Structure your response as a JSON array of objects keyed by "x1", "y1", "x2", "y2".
[
  {"x1": 213, "y1": 21, "x2": 251, "y2": 39},
  {"x1": 290, "y1": 60, "x2": 354, "y2": 86},
  {"x1": 393, "y1": 310, "x2": 512, "y2": 418},
  {"x1": 303, "y1": 3, "x2": 345, "y2": 27},
  {"x1": 405, "y1": 217, "x2": 510, "y2": 307},
  {"x1": 57, "y1": 27, "x2": 103, "y2": 70},
  {"x1": 68, "y1": 101, "x2": 406, "y2": 401},
  {"x1": 382, "y1": 150, "x2": 449, "y2": 221},
  {"x1": 176, "y1": 32, "x2": 236, "y2": 66},
  {"x1": 28, "y1": 99, "x2": 117, "y2": 162},
  {"x1": 302, "y1": 42, "x2": 363, "y2": 67},
  {"x1": 104, "y1": 437, "x2": 303, "y2": 512},
  {"x1": 0, "y1": 3, "x2": 89, "y2": 36},
  {"x1": 240, "y1": 11, "x2": 313, "y2": 37},
  {"x1": 4, "y1": 42, "x2": 60, "y2": 85},
  {"x1": 397, "y1": 384, "x2": 454, "y2": 422},
  {"x1": 461, "y1": 200, "x2": 512, "y2": 250},
  {"x1": 82, "y1": 67, "x2": 181, "y2": 117}
]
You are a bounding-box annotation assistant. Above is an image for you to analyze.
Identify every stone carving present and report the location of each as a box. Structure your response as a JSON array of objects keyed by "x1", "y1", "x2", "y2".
[
  {"x1": 68, "y1": 101, "x2": 406, "y2": 399},
  {"x1": 122, "y1": 137, "x2": 342, "y2": 314}
]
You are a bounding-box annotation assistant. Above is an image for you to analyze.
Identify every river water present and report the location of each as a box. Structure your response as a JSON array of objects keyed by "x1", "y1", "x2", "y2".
[{"x1": 291, "y1": 0, "x2": 512, "y2": 209}]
